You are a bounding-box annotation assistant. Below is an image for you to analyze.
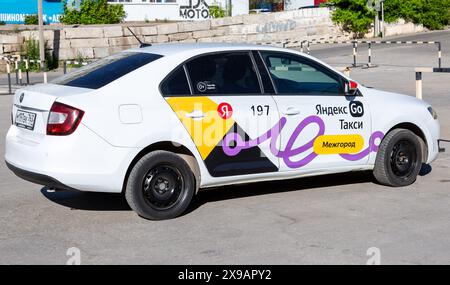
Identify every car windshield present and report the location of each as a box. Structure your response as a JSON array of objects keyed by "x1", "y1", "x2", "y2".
[{"x1": 52, "y1": 52, "x2": 163, "y2": 89}]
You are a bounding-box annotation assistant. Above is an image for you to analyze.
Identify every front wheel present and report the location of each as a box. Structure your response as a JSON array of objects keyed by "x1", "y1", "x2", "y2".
[
  {"x1": 373, "y1": 129, "x2": 423, "y2": 187},
  {"x1": 125, "y1": 151, "x2": 195, "y2": 220}
]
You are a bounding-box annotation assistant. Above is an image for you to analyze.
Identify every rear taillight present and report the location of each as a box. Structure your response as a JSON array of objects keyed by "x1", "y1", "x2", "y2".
[{"x1": 47, "y1": 102, "x2": 84, "y2": 136}]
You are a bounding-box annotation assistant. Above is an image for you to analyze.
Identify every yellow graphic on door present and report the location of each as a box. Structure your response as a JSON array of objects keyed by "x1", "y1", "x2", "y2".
[
  {"x1": 313, "y1": 134, "x2": 364, "y2": 154},
  {"x1": 166, "y1": 97, "x2": 235, "y2": 160}
]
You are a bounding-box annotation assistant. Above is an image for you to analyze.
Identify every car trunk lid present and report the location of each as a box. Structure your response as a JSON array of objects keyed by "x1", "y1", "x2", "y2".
[{"x1": 12, "y1": 84, "x2": 91, "y2": 138}]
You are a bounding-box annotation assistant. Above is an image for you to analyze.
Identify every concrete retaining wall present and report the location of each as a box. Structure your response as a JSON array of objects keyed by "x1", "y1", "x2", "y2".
[
  {"x1": 0, "y1": 8, "x2": 345, "y2": 61},
  {"x1": 0, "y1": 7, "x2": 426, "y2": 63},
  {"x1": 383, "y1": 19, "x2": 425, "y2": 37}
]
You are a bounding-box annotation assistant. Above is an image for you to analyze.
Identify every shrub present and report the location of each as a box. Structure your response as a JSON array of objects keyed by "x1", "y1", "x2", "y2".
[
  {"x1": 384, "y1": 0, "x2": 450, "y2": 30},
  {"x1": 22, "y1": 38, "x2": 58, "y2": 71},
  {"x1": 60, "y1": 0, "x2": 126, "y2": 25},
  {"x1": 331, "y1": 0, "x2": 376, "y2": 38},
  {"x1": 67, "y1": 52, "x2": 88, "y2": 68},
  {"x1": 24, "y1": 14, "x2": 39, "y2": 25},
  {"x1": 209, "y1": 5, "x2": 227, "y2": 18},
  {"x1": 0, "y1": 21, "x2": 6, "y2": 25}
]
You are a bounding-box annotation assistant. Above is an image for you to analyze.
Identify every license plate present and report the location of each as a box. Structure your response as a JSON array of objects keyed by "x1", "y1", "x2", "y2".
[{"x1": 15, "y1": 110, "x2": 37, "y2": 131}]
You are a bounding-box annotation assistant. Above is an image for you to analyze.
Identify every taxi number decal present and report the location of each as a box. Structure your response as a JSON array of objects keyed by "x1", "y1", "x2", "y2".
[{"x1": 251, "y1": 105, "x2": 270, "y2": 116}]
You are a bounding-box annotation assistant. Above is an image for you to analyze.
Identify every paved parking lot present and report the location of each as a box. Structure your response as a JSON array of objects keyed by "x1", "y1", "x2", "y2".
[{"x1": 1, "y1": 31, "x2": 450, "y2": 264}]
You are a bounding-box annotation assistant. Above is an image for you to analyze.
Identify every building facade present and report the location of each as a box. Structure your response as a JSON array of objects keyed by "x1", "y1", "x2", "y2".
[
  {"x1": 0, "y1": 0, "x2": 63, "y2": 24},
  {"x1": 0, "y1": 0, "x2": 327, "y2": 24},
  {"x1": 107, "y1": 0, "x2": 249, "y2": 21}
]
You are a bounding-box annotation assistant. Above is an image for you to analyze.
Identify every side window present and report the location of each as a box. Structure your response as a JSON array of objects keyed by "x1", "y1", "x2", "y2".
[
  {"x1": 160, "y1": 66, "x2": 191, "y2": 96},
  {"x1": 260, "y1": 52, "x2": 343, "y2": 95},
  {"x1": 185, "y1": 52, "x2": 262, "y2": 95}
]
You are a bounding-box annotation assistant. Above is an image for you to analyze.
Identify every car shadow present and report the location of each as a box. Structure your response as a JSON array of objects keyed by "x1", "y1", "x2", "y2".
[
  {"x1": 41, "y1": 165, "x2": 433, "y2": 214},
  {"x1": 185, "y1": 171, "x2": 376, "y2": 215},
  {"x1": 40, "y1": 187, "x2": 131, "y2": 211}
]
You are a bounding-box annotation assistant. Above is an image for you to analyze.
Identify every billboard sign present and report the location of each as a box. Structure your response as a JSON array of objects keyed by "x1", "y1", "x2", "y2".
[
  {"x1": 179, "y1": 0, "x2": 211, "y2": 20},
  {"x1": 0, "y1": 0, "x2": 64, "y2": 24}
]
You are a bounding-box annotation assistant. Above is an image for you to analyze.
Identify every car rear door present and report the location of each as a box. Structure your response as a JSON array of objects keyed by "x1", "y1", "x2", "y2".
[
  {"x1": 257, "y1": 50, "x2": 373, "y2": 172},
  {"x1": 161, "y1": 51, "x2": 281, "y2": 177}
]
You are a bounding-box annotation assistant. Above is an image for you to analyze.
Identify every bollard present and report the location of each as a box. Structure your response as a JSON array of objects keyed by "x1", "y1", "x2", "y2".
[
  {"x1": 14, "y1": 60, "x2": 19, "y2": 85},
  {"x1": 63, "y1": 61, "x2": 67, "y2": 74},
  {"x1": 300, "y1": 41, "x2": 304, "y2": 53},
  {"x1": 344, "y1": 67, "x2": 350, "y2": 77},
  {"x1": 415, "y1": 71, "x2": 422, "y2": 100},
  {"x1": 438, "y1": 42, "x2": 442, "y2": 68},
  {"x1": 18, "y1": 68, "x2": 23, "y2": 86},
  {"x1": 25, "y1": 59, "x2": 30, "y2": 85},
  {"x1": 7, "y1": 62, "x2": 12, "y2": 95},
  {"x1": 353, "y1": 41, "x2": 358, "y2": 67},
  {"x1": 40, "y1": 61, "x2": 47, "y2": 84},
  {"x1": 368, "y1": 42, "x2": 372, "y2": 67}
]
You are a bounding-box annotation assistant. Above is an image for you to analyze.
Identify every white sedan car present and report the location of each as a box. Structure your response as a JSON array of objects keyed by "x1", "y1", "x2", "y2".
[{"x1": 5, "y1": 43, "x2": 441, "y2": 220}]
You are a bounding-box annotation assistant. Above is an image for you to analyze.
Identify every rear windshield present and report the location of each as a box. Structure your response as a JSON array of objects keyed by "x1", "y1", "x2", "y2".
[{"x1": 52, "y1": 52, "x2": 162, "y2": 89}]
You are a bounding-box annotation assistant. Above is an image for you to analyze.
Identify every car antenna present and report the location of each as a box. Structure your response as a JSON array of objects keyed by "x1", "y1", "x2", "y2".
[{"x1": 126, "y1": 26, "x2": 152, "y2": 48}]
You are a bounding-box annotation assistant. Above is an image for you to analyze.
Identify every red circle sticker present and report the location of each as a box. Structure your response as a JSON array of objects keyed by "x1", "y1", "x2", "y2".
[{"x1": 217, "y1": 102, "x2": 233, "y2": 119}]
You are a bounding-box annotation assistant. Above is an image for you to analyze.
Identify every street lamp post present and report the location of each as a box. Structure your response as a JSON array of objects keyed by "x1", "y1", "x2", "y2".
[
  {"x1": 381, "y1": 0, "x2": 385, "y2": 38},
  {"x1": 37, "y1": 0, "x2": 46, "y2": 82}
]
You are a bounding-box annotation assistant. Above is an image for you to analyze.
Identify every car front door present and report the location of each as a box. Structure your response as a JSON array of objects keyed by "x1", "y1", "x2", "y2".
[
  {"x1": 258, "y1": 51, "x2": 373, "y2": 172},
  {"x1": 161, "y1": 51, "x2": 281, "y2": 177}
]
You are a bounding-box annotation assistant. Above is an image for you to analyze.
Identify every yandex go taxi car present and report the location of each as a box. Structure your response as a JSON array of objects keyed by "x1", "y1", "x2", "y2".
[{"x1": 5, "y1": 43, "x2": 441, "y2": 220}]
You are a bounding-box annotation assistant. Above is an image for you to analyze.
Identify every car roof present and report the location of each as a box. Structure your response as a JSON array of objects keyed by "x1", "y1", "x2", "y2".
[{"x1": 128, "y1": 42, "x2": 288, "y2": 56}]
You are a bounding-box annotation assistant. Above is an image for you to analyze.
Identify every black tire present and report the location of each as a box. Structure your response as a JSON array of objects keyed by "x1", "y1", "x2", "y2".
[
  {"x1": 373, "y1": 129, "x2": 422, "y2": 187},
  {"x1": 125, "y1": 150, "x2": 195, "y2": 220}
]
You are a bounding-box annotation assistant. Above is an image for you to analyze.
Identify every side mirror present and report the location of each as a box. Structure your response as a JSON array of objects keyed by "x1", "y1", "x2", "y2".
[{"x1": 344, "y1": 80, "x2": 358, "y2": 96}]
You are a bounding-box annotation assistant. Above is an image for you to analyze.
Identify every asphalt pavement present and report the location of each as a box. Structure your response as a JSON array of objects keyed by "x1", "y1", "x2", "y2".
[{"x1": 1, "y1": 30, "x2": 450, "y2": 264}]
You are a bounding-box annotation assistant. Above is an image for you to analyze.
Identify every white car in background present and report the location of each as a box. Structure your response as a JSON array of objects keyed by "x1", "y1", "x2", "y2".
[{"x1": 5, "y1": 43, "x2": 441, "y2": 220}]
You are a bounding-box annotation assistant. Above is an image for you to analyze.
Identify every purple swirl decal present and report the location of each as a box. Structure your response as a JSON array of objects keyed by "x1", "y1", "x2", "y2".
[
  {"x1": 222, "y1": 116, "x2": 384, "y2": 168},
  {"x1": 339, "y1": 131, "x2": 384, "y2": 161}
]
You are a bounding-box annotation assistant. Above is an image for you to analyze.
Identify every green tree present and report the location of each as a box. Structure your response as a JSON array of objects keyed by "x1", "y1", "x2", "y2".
[
  {"x1": 60, "y1": 0, "x2": 126, "y2": 25},
  {"x1": 331, "y1": 0, "x2": 376, "y2": 38},
  {"x1": 24, "y1": 14, "x2": 39, "y2": 25},
  {"x1": 209, "y1": 5, "x2": 227, "y2": 18},
  {"x1": 384, "y1": 0, "x2": 450, "y2": 30}
]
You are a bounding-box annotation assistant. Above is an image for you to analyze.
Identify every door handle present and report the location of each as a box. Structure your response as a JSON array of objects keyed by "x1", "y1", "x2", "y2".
[
  {"x1": 282, "y1": 107, "x2": 300, "y2": 116},
  {"x1": 185, "y1": 110, "x2": 205, "y2": 119}
]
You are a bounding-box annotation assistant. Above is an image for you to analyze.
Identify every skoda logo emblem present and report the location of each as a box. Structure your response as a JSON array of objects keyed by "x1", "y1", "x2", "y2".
[{"x1": 19, "y1": 93, "x2": 25, "y2": 103}]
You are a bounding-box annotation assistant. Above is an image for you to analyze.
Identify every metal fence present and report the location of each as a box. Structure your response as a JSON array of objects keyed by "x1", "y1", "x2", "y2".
[
  {"x1": 260, "y1": 37, "x2": 443, "y2": 69},
  {"x1": 1, "y1": 56, "x2": 90, "y2": 95}
]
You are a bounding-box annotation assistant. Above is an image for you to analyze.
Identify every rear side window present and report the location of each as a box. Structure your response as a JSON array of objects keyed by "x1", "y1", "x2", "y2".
[
  {"x1": 52, "y1": 52, "x2": 162, "y2": 89},
  {"x1": 185, "y1": 52, "x2": 262, "y2": 95},
  {"x1": 160, "y1": 66, "x2": 191, "y2": 96}
]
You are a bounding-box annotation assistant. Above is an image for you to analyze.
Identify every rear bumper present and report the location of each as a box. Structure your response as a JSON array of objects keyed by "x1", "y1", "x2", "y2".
[
  {"x1": 5, "y1": 161, "x2": 76, "y2": 191},
  {"x1": 5, "y1": 124, "x2": 140, "y2": 193}
]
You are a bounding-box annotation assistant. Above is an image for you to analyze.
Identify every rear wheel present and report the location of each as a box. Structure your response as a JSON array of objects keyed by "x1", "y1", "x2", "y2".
[
  {"x1": 125, "y1": 151, "x2": 195, "y2": 220},
  {"x1": 373, "y1": 129, "x2": 422, "y2": 187}
]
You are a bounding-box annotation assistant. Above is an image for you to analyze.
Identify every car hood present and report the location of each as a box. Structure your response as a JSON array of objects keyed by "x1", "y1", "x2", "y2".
[{"x1": 359, "y1": 85, "x2": 430, "y2": 108}]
